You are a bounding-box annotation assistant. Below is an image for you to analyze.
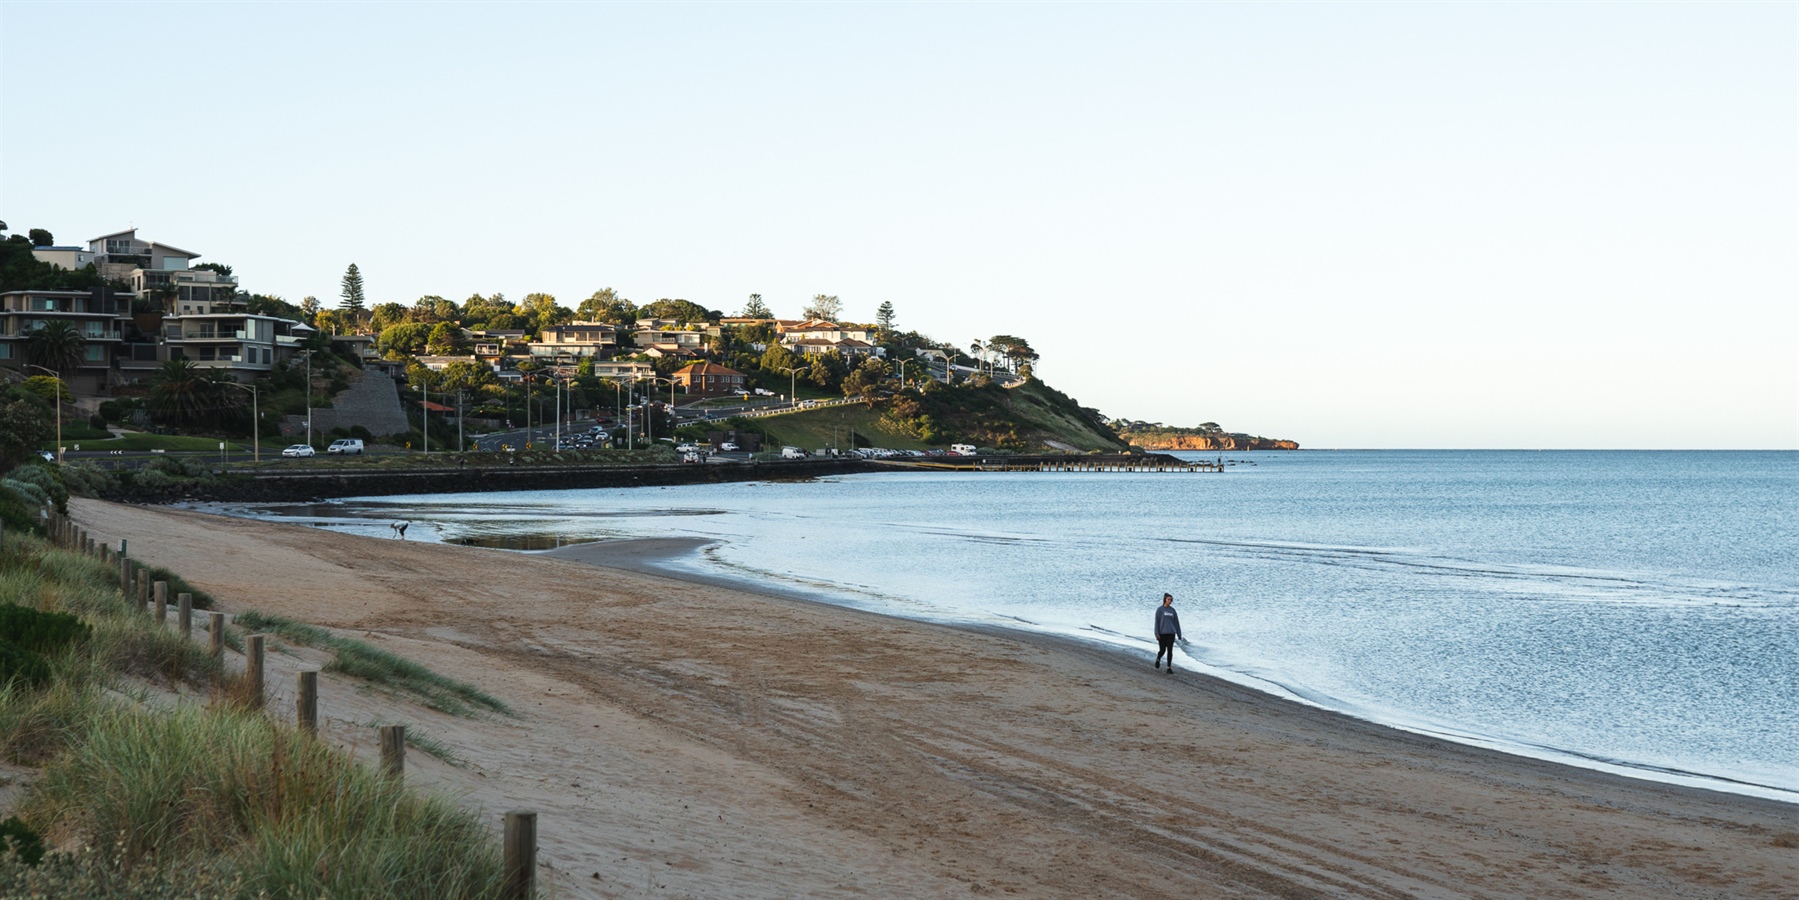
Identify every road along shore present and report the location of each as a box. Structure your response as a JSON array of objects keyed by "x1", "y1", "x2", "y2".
[{"x1": 68, "y1": 499, "x2": 1799, "y2": 898}]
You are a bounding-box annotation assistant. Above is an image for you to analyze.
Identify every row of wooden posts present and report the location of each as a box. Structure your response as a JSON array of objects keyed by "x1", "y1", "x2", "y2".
[{"x1": 30, "y1": 508, "x2": 538, "y2": 899}]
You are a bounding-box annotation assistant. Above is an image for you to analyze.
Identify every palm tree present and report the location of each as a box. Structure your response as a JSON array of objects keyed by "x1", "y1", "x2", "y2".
[
  {"x1": 23, "y1": 320, "x2": 85, "y2": 377},
  {"x1": 147, "y1": 358, "x2": 220, "y2": 428}
]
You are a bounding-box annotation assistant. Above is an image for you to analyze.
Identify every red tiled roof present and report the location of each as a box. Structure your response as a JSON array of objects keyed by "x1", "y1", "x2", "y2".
[{"x1": 675, "y1": 362, "x2": 744, "y2": 377}]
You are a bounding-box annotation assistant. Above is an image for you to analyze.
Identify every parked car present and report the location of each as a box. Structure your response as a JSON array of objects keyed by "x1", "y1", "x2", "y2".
[
  {"x1": 781, "y1": 446, "x2": 808, "y2": 459},
  {"x1": 281, "y1": 444, "x2": 316, "y2": 458},
  {"x1": 326, "y1": 439, "x2": 364, "y2": 455},
  {"x1": 37, "y1": 450, "x2": 55, "y2": 462},
  {"x1": 719, "y1": 442, "x2": 740, "y2": 452}
]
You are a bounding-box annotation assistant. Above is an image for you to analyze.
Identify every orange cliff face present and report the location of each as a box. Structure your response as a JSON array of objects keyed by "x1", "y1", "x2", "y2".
[{"x1": 1120, "y1": 433, "x2": 1300, "y2": 451}]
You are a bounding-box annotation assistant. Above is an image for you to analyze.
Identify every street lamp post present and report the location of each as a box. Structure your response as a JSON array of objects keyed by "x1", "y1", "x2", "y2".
[
  {"x1": 640, "y1": 376, "x2": 679, "y2": 446},
  {"x1": 302, "y1": 350, "x2": 314, "y2": 447},
  {"x1": 778, "y1": 366, "x2": 810, "y2": 408},
  {"x1": 221, "y1": 381, "x2": 259, "y2": 463},
  {"x1": 22, "y1": 364, "x2": 62, "y2": 464}
]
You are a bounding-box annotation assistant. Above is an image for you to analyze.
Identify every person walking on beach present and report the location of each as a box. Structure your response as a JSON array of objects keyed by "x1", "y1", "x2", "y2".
[{"x1": 1153, "y1": 593, "x2": 1182, "y2": 672}]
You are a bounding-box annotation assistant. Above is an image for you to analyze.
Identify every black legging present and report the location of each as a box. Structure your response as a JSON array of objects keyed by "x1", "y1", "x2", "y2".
[{"x1": 1155, "y1": 634, "x2": 1176, "y2": 665}]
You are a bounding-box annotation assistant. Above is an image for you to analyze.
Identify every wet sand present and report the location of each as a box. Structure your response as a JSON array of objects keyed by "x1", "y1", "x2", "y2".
[{"x1": 69, "y1": 499, "x2": 1799, "y2": 898}]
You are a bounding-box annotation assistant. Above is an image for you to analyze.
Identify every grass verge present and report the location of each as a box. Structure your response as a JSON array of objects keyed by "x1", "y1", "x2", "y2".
[
  {"x1": 0, "y1": 532, "x2": 505, "y2": 898},
  {"x1": 234, "y1": 611, "x2": 509, "y2": 717}
]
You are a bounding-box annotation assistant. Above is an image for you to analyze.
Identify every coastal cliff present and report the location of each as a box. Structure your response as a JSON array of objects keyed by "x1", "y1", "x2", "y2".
[{"x1": 1118, "y1": 431, "x2": 1300, "y2": 451}]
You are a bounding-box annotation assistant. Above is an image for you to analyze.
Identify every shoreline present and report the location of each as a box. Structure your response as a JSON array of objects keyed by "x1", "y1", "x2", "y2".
[
  {"x1": 67, "y1": 499, "x2": 1799, "y2": 898},
  {"x1": 543, "y1": 537, "x2": 1799, "y2": 808}
]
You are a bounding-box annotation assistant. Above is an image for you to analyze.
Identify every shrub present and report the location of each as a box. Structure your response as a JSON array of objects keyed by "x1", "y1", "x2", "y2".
[
  {"x1": 0, "y1": 604, "x2": 91, "y2": 655},
  {"x1": 0, "y1": 479, "x2": 48, "y2": 509},
  {"x1": 5, "y1": 465, "x2": 67, "y2": 513},
  {"x1": 59, "y1": 462, "x2": 118, "y2": 498},
  {"x1": 349, "y1": 425, "x2": 373, "y2": 440},
  {"x1": 0, "y1": 816, "x2": 44, "y2": 866},
  {"x1": 0, "y1": 643, "x2": 51, "y2": 689}
]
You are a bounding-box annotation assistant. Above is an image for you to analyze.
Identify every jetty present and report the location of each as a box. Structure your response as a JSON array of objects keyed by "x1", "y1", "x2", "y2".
[{"x1": 891, "y1": 453, "x2": 1221, "y2": 473}]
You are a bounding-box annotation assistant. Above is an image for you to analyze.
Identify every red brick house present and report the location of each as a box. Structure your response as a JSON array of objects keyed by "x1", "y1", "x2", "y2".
[{"x1": 672, "y1": 361, "x2": 747, "y2": 398}]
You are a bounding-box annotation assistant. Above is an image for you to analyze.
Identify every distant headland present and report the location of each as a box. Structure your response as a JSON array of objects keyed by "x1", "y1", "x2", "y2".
[{"x1": 1112, "y1": 420, "x2": 1300, "y2": 451}]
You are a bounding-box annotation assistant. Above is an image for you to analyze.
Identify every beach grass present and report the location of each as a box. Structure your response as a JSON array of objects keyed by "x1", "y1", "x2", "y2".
[
  {"x1": 234, "y1": 610, "x2": 510, "y2": 717},
  {"x1": 0, "y1": 532, "x2": 507, "y2": 898}
]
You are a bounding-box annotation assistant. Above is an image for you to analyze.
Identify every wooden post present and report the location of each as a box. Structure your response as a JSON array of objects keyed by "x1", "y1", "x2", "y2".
[
  {"x1": 177, "y1": 593, "x2": 192, "y2": 637},
  {"x1": 503, "y1": 810, "x2": 537, "y2": 899},
  {"x1": 208, "y1": 612, "x2": 226, "y2": 658},
  {"x1": 296, "y1": 671, "x2": 318, "y2": 735},
  {"x1": 120, "y1": 555, "x2": 131, "y2": 594},
  {"x1": 380, "y1": 725, "x2": 406, "y2": 779},
  {"x1": 246, "y1": 634, "x2": 265, "y2": 708},
  {"x1": 135, "y1": 570, "x2": 148, "y2": 612},
  {"x1": 154, "y1": 580, "x2": 168, "y2": 622}
]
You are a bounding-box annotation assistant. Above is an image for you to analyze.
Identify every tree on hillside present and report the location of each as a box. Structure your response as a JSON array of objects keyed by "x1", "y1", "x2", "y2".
[
  {"x1": 577, "y1": 288, "x2": 636, "y2": 325},
  {"x1": 522, "y1": 292, "x2": 572, "y2": 332},
  {"x1": 339, "y1": 264, "x2": 366, "y2": 314},
  {"x1": 986, "y1": 335, "x2": 1038, "y2": 372},
  {"x1": 412, "y1": 295, "x2": 455, "y2": 323},
  {"x1": 876, "y1": 301, "x2": 895, "y2": 332},
  {"x1": 369, "y1": 302, "x2": 408, "y2": 332},
  {"x1": 300, "y1": 296, "x2": 320, "y2": 318},
  {"x1": 0, "y1": 395, "x2": 53, "y2": 470},
  {"x1": 28, "y1": 229, "x2": 53, "y2": 247},
  {"x1": 378, "y1": 322, "x2": 433, "y2": 356},
  {"x1": 24, "y1": 320, "x2": 85, "y2": 377},
  {"x1": 802, "y1": 294, "x2": 842, "y2": 322},
  {"x1": 427, "y1": 322, "x2": 469, "y2": 355},
  {"x1": 741, "y1": 293, "x2": 772, "y2": 318},
  {"x1": 639, "y1": 298, "x2": 717, "y2": 324}
]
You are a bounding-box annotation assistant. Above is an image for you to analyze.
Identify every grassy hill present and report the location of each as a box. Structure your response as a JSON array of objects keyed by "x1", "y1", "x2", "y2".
[{"x1": 722, "y1": 379, "x2": 1126, "y2": 453}]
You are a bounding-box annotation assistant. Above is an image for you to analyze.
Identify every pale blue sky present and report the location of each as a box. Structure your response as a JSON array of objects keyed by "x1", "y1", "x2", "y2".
[{"x1": 3, "y1": 2, "x2": 1793, "y2": 448}]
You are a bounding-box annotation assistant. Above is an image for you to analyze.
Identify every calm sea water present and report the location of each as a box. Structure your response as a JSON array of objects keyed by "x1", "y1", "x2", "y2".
[{"x1": 233, "y1": 451, "x2": 1799, "y2": 801}]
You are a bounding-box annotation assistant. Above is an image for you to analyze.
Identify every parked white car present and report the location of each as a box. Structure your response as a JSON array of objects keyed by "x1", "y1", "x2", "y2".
[
  {"x1": 281, "y1": 444, "x2": 316, "y2": 458},
  {"x1": 720, "y1": 442, "x2": 740, "y2": 452},
  {"x1": 781, "y1": 446, "x2": 808, "y2": 459}
]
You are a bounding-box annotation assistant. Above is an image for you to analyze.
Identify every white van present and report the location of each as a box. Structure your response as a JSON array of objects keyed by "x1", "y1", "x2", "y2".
[
  {"x1": 326, "y1": 439, "x2": 365, "y2": 455},
  {"x1": 781, "y1": 446, "x2": 808, "y2": 459},
  {"x1": 949, "y1": 443, "x2": 978, "y2": 456}
]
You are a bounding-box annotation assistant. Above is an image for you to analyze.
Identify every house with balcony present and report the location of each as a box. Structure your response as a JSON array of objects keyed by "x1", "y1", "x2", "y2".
[
  {"x1": 632, "y1": 326, "x2": 706, "y2": 359},
  {"x1": 588, "y1": 360, "x2": 655, "y2": 381},
  {"x1": 529, "y1": 322, "x2": 617, "y2": 368},
  {"x1": 0, "y1": 288, "x2": 134, "y2": 393},
  {"x1": 162, "y1": 312, "x2": 287, "y2": 379},
  {"x1": 777, "y1": 320, "x2": 884, "y2": 359},
  {"x1": 86, "y1": 228, "x2": 205, "y2": 283}
]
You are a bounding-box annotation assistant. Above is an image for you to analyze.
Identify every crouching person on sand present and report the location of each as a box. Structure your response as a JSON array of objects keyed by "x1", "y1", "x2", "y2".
[{"x1": 1153, "y1": 593, "x2": 1182, "y2": 672}]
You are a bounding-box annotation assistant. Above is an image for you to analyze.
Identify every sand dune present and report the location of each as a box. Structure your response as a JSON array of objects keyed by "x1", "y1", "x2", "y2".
[{"x1": 70, "y1": 499, "x2": 1799, "y2": 898}]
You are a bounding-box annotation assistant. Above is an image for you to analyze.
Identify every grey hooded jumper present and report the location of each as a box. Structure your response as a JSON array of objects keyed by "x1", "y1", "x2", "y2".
[{"x1": 1154, "y1": 605, "x2": 1182, "y2": 639}]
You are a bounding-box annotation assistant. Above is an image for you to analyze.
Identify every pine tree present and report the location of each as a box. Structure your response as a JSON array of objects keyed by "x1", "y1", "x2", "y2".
[
  {"x1": 741, "y1": 293, "x2": 772, "y2": 318},
  {"x1": 876, "y1": 301, "x2": 895, "y2": 332},
  {"x1": 339, "y1": 263, "x2": 367, "y2": 313}
]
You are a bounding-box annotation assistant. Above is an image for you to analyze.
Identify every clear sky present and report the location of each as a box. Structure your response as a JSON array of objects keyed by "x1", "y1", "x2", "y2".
[{"x1": 3, "y1": 2, "x2": 1793, "y2": 448}]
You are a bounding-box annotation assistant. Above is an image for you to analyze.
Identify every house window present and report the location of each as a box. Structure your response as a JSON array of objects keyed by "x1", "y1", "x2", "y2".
[
  {"x1": 85, "y1": 345, "x2": 106, "y2": 362},
  {"x1": 0, "y1": 344, "x2": 11, "y2": 359}
]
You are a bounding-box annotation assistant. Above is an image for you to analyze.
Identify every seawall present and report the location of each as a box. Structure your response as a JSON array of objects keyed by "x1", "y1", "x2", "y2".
[{"x1": 98, "y1": 459, "x2": 884, "y2": 504}]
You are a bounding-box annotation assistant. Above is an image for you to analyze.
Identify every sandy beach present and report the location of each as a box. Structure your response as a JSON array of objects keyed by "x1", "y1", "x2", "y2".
[{"x1": 67, "y1": 498, "x2": 1799, "y2": 898}]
